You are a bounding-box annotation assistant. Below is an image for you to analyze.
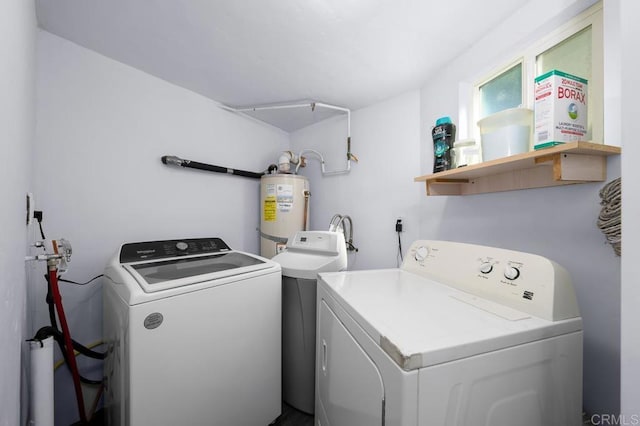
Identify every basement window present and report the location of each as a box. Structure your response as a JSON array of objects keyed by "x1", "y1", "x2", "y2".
[
  {"x1": 478, "y1": 62, "x2": 523, "y2": 120},
  {"x1": 472, "y1": 2, "x2": 602, "y2": 142},
  {"x1": 536, "y1": 25, "x2": 594, "y2": 138}
]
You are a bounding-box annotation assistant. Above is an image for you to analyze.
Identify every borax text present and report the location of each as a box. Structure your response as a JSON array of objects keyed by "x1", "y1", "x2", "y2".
[{"x1": 558, "y1": 87, "x2": 586, "y2": 104}]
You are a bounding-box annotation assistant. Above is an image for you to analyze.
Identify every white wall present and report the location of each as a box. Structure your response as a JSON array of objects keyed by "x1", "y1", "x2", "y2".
[
  {"x1": 419, "y1": 0, "x2": 620, "y2": 416},
  {"x1": 33, "y1": 31, "x2": 289, "y2": 425},
  {"x1": 0, "y1": 1, "x2": 36, "y2": 425},
  {"x1": 290, "y1": 91, "x2": 422, "y2": 270},
  {"x1": 620, "y1": 0, "x2": 640, "y2": 417}
]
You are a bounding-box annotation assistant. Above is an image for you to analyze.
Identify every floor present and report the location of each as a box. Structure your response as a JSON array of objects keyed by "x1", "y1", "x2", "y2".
[
  {"x1": 74, "y1": 404, "x2": 596, "y2": 425},
  {"x1": 75, "y1": 403, "x2": 313, "y2": 426},
  {"x1": 272, "y1": 403, "x2": 314, "y2": 426}
]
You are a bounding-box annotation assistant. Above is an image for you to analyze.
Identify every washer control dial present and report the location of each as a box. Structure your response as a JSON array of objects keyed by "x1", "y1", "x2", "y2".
[
  {"x1": 504, "y1": 266, "x2": 521, "y2": 280},
  {"x1": 175, "y1": 241, "x2": 189, "y2": 252},
  {"x1": 479, "y1": 262, "x2": 493, "y2": 274},
  {"x1": 414, "y1": 246, "x2": 429, "y2": 262}
]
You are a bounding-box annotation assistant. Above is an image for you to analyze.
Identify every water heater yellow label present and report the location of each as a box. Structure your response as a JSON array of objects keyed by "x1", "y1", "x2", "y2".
[{"x1": 264, "y1": 196, "x2": 277, "y2": 222}]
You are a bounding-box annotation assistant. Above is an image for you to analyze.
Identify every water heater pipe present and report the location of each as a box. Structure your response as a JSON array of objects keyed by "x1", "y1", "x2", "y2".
[
  {"x1": 302, "y1": 190, "x2": 311, "y2": 231},
  {"x1": 278, "y1": 151, "x2": 301, "y2": 173},
  {"x1": 224, "y1": 101, "x2": 357, "y2": 176}
]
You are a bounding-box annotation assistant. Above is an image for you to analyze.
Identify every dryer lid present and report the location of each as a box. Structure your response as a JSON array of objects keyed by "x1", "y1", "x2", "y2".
[{"x1": 319, "y1": 269, "x2": 582, "y2": 371}]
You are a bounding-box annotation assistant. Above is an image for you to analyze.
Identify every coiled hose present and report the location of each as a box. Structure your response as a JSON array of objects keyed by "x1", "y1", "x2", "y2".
[{"x1": 598, "y1": 177, "x2": 621, "y2": 256}]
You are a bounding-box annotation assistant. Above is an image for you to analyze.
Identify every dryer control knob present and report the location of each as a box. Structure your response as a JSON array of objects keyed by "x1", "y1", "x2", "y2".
[
  {"x1": 479, "y1": 262, "x2": 493, "y2": 274},
  {"x1": 414, "y1": 246, "x2": 429, "y2": 262},
  {"x1": 176, "y1": 241, "x2": 189, "y2": 251},
  {"x1": 504, "y1": 266, "x2": 520, "y2": 280}
]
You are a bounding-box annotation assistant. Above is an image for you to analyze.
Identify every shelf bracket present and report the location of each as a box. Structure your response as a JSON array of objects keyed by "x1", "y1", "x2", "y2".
[
  {"x1": 426, "y1": 179, "x2": 470, "y2": 196},
  {"x1": 535, "y1": 152, "x2": 606, "y2": 182}
]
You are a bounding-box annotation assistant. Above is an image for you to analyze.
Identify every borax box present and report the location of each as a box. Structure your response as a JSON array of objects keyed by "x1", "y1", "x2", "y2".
[{"x1": 534, "y1": 69, "x2": 588, "y2": 150}]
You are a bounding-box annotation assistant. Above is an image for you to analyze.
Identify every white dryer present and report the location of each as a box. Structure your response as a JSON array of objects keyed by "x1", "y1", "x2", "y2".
[
  {"x1": 316, "y1": 240, "x2": 583, "y2": 426},
  {"x1": 103, "y1": 238, "x2": 281, "y2": 426}
]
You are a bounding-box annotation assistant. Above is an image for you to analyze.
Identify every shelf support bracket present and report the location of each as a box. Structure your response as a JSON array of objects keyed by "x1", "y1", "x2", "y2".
[{"x1": 535, "y1": 153, "x2": 606, "y2": 182}]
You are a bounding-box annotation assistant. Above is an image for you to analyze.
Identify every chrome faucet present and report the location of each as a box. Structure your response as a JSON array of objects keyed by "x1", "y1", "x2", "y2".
[{"x1": 329, "y1": 214, "x2": 358, "y2": 252}]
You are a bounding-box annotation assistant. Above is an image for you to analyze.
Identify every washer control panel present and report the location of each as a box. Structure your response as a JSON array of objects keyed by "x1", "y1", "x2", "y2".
[
  {"x1": 403, "y1": 240, "x2": 579, "y2": 321},
  {"x1": 119, "y1": 238, "x2": 231, "y2": 263}
]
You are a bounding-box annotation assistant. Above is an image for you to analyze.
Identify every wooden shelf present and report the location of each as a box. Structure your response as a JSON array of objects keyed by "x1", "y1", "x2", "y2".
[{"x1": 414, "y1": 141, "x2": 621, "y2": 196}]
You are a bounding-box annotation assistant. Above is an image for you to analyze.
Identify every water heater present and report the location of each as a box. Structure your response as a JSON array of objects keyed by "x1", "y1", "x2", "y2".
[{"x1": 260, "y1": 174, "x2": 310, "y2": 258}]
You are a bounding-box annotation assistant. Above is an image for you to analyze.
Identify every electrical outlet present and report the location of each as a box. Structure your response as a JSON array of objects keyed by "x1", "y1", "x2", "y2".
[{"x1": 395, "y1": 218, "x2": 403, "y2": 232}]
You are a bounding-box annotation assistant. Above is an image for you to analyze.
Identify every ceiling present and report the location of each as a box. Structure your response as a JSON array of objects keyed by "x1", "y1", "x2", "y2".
[{"x1": 35, "y1": 0, "x2": 531, "y2": 131}]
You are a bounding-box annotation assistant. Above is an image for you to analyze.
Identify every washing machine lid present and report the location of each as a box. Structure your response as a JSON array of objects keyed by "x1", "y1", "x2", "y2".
[
  {"x1": 318, "y1": 269, "x2": 582, "y2": 371},
  {"x1": 125, "y1": 251, "x2": 269, "y2": 290},
  {"x1": 116, "y1": 238, "x2": 277, "y2": 294}
]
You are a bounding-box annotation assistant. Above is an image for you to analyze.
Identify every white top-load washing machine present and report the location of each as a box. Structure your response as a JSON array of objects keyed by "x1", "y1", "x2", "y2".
[
  {"x1": 316, "y1": 240, "x2": 583, "y2": 426},
  {"x1": 272, "y1": 231, "x2": 347, "y2": 415},
  {"x1": 103, "y1": 237, "x2": 281, "y2": 426}
]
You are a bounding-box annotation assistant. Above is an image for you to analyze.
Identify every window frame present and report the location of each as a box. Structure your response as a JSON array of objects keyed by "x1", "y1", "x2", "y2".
[
  {"x1": 474, "y1": 58, "x2": 526, "y2": 122},
  {"x1": 468, "y1": 2, "x2": 603, "y2": 144}
]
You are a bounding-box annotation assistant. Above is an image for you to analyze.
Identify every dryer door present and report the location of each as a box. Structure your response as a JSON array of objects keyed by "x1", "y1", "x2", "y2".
[{"x1": 317, "y1": 300, "x2": 385, "y2": 426}]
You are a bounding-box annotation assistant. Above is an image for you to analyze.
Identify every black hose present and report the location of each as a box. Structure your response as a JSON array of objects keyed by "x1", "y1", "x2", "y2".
[
  {"x1": 44, "y1": 273, "x2": 106, "y2": 360},
  {"x1": 42, "y1": 273, "x2": 105, "y2": 385},
  {"x1": 161, "y1": 155, "x2": 265, "y2": 179},
  {"x1": 34, "y1": 326, "x2": 105, "y2": 360}
]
